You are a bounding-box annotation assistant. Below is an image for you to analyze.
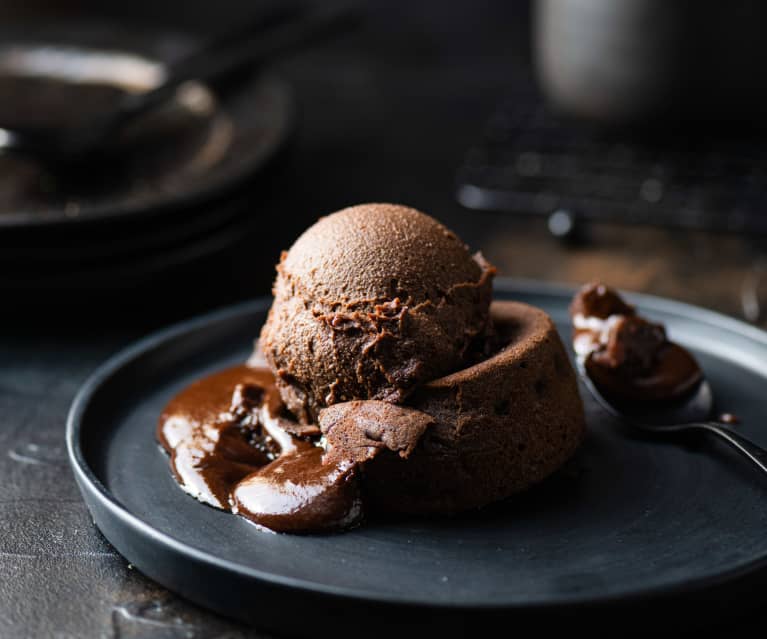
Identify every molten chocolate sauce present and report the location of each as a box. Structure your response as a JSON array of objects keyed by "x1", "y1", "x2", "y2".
[{"x1": 157, "y1": 365, "x2": 363, "y2": 533}]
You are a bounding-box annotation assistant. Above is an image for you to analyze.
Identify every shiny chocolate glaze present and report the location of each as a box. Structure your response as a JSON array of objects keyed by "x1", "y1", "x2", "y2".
[
  {"x1": 571, "y1": 283, "x2": 703, "y2": 404},
  {"x1": 233, "y1": 448, "x2": 361, "y2": 533},
  {"x1": 157, "y1": 365, "x2": 363, "y2": 533}
]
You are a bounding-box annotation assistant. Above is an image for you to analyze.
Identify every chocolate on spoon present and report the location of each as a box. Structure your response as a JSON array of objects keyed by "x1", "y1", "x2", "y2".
[
  {"x1": 570, "y1": 282, "x2": 703, "y2": 405},
  {"x1": 571, "y1": 283, "x2": 767, "y2": 476}
]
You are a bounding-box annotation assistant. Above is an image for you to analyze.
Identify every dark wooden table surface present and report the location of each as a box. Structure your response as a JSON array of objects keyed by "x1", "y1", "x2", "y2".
[{"x1": 1, "y1": 2, "x2": 765, "y2": 637}]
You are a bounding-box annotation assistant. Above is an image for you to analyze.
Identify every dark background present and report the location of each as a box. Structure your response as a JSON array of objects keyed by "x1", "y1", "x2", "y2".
[
  {"x1": 0, "y1": 1, "x2": 764, "y2": 637},
  {"x1": 2, "y1": 0, "x2": 760, "y2": 325}
]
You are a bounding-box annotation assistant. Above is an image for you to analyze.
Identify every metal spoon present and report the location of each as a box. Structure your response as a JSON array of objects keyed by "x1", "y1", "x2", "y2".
[
  {"x1": 0, "y1": 2, "x2": 356, "y2": 163},
  {"x1": 576, "y1": 357, "x2": 767, "y2": 474}
]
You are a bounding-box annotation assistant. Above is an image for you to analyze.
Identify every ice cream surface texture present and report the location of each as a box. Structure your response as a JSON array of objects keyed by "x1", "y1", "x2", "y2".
[{"x1": 260, "y1": 203, "x2": 495, "y2": 423}]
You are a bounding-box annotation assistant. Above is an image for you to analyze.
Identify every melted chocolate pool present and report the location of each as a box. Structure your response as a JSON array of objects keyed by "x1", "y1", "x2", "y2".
[{"x1": 157, "y1": 365, "x2": 363, "y2": 533}]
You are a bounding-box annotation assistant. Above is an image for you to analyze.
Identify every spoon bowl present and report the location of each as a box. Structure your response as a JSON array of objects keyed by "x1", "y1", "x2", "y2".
[
  {"x1": 575, "y1": 357, "x2": 713, "y2": 430},
  {"x1": 576, "y1": 356, "x2": 767, "y2": 474}
]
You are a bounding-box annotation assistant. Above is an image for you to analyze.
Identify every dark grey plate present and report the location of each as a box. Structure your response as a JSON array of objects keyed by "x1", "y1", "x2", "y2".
[{"x1": 67, "y1": 280, "x2": 767, "y2": 635}]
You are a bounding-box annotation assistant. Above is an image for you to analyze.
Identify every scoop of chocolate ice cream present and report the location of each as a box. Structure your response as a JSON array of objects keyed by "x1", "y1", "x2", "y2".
[{"x1": 260, "y1": 203, "x2": 495, "y2": 422}]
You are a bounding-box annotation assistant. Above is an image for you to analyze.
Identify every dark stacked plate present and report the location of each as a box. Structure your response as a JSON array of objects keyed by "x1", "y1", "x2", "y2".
[{"x1": 0, "y1": 24, "x2": 294, "y2": 301}]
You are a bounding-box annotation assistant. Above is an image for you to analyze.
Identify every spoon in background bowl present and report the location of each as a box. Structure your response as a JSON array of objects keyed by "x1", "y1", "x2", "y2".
[{"x1": 0, "y1": 2, "x2": 357, "y2": 164}]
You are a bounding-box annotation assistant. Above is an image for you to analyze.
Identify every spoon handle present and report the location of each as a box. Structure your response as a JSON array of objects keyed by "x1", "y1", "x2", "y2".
[
  {"x1": 115, "y1": 3, "x2": 357, "y2": 126},
  {"x1": 696, "y1": 422, "x2": 767, "y2": 474}
]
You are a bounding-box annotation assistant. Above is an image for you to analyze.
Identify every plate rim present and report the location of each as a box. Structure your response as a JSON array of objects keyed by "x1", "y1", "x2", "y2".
[{"x1": 66, "y1": 278, "x2": 767, "y2": 611}]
